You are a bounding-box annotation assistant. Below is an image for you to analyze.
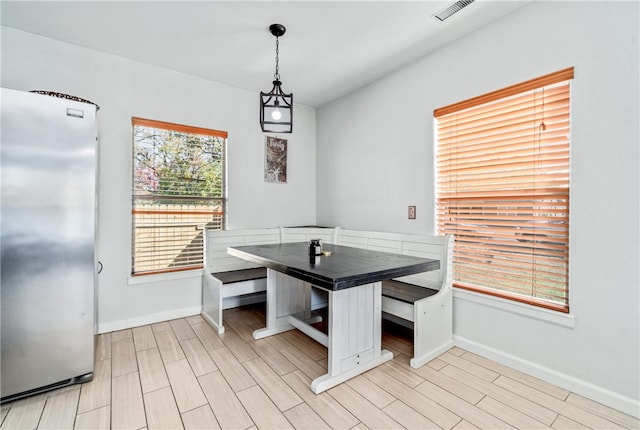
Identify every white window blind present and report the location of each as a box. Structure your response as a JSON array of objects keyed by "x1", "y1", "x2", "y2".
[
  {"x1": 435, "y1": 68, "x2": 573, "y2": 312},
  {"x1": 131, "y1": 117, "x2": 226, "y2": 276}
]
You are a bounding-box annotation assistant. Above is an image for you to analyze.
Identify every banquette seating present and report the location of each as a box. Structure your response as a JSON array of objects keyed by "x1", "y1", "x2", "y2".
[
  {"x1": 202, "y1": 226, "x2": 453, "y2": 368},
  {"x1": 202, "y1": 228, "x2": 280, "y2": 334}
]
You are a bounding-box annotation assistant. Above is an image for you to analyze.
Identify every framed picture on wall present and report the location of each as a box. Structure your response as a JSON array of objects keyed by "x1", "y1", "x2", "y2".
[{"x1": 264, "y1": 136, "x2": 287, "y2": 183}]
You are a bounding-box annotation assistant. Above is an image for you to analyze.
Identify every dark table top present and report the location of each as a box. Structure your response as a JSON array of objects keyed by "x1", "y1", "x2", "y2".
[{"x1": 228, "y1": 242, "x2": 440, "y2": 291}]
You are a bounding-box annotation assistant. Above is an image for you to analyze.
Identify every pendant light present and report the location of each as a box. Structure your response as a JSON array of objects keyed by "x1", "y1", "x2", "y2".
[{"x1": 260, "y1": 24, "x2": 293, "y2": 133}]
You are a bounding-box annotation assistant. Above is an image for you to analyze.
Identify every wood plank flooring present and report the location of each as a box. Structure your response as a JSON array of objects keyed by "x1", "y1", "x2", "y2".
[{"x1": 1, "y1": 304, "x2": 638, "y2": 429}]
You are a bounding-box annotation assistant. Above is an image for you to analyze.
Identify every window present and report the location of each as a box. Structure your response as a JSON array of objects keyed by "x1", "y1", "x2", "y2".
[
  {"x1": 434, "y1": 68, "x2": 573, "y2": 312},
  {"x1": 131, "y1": 117, "x2": 226, "y2": 276}
]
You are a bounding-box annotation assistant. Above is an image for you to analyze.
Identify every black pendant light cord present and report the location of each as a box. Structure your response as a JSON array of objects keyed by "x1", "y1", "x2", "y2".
[{"x1": 274, "y1": 36, "x2": 280, "y2": 81}]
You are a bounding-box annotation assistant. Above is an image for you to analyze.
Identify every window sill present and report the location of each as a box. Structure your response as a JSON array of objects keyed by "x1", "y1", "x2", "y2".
[
  {"x1": 128, "y1": 268, "x2": 203, "y2": 286},
  {"x1": 453, "y1": 287, "x2": 575, "y2": 329}
]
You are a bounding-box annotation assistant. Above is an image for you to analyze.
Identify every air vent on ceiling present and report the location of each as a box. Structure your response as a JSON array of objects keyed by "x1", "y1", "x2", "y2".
[{"x1": 433, "y1": 0, "x2": 475, "y2": 21}]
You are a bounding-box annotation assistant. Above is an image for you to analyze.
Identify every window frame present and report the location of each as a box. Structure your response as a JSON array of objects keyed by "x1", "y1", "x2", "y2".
[
  {"x1": 434, "y1": 67, "x2": 573, "y2": 313},
  {"x1": 131, "y1": 117, "x2": 227, "y2": 276}
]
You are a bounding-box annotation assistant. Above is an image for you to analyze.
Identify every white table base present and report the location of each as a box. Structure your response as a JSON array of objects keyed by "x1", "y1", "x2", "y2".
[{"x1": 253, "y1": 269, "x2": 393, "y2": 393}]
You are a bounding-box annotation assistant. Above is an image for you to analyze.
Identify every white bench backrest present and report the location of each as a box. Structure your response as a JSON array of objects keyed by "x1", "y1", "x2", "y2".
[
  {"x1": 280, "y1": 227, "x2": 338, "y2": 244},
  {"x1": 204, "y1": 228, "x2": 281, "y2": 273},
  {"x1": 336, "y1": 228, "x2": 453, "y2": 291}
]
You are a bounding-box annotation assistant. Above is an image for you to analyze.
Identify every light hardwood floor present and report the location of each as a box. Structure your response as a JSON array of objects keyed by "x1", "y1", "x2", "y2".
[{"x1": 1, "y1": 304, "x2": 638, "y2": 430}]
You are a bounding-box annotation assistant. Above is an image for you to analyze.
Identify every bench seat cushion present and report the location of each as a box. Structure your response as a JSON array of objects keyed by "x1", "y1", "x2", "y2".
[
  {"x1": 212, "y1": 267, "x2": 267, "y2": 284},
  {"x1": 382, "y1": 279, "x2": 438, "y2": 304}
]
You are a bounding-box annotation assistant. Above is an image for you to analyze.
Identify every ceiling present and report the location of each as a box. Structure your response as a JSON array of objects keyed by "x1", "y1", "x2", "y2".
[{"x1": 1, "y1": 1, "x2": 529, "y2": 108}]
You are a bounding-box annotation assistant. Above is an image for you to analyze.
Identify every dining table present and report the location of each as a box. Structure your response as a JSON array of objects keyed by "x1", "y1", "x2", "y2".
[{"x1": 227, "y1": 241, "x2": 440, "y2": 393}]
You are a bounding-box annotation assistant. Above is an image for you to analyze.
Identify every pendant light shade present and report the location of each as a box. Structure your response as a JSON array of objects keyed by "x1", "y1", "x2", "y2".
[{"x1": 260, "y1": 24, "x2": 293, "y2": 133}]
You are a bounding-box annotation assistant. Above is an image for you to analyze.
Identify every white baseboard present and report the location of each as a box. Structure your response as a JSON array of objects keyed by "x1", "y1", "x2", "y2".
[
  {"x1": 97, "y1": 306, "x2": 202, "y2": 334},
  {"x1": 454, "y1": 335, "x2": 640, "y2": 419}
]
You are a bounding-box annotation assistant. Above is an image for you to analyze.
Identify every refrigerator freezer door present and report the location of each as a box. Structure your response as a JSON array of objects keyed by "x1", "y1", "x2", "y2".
[{"x1": 1, "y1": 88, "x2": 97, "y2": 399}]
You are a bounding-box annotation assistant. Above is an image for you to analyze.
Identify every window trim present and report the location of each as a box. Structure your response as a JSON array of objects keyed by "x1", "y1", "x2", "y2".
[
  {"x1": 453, "y1": 287, "x2": 575, "y2": 329},
  {"x1": 132, "y1": 117, "x2": 228, "y2": 139},
  {"x1": 434, "y1": 67, "x2": 574, "y2": 118},
  {"x1": 128, "y1": 267, "x2": 204, "y2": 286},
  {"x1": 455, "y1": 282, "x2": 570, "y2": 313}
]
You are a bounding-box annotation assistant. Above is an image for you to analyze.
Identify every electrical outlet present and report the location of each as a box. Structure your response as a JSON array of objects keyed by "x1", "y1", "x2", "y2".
[{"x1": 408, "y1": 205, "x2": 416, "y2": 219}]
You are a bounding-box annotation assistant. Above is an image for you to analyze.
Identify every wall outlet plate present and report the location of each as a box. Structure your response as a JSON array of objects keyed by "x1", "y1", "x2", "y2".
[{"x1": 408, "y1": 205, "x2": 416, "y2": 219}]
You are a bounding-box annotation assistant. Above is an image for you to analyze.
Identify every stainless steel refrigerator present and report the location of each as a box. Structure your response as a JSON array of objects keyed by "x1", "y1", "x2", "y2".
[{"x1": 1, "y1": 88, "x2": 98, "y2": 402}]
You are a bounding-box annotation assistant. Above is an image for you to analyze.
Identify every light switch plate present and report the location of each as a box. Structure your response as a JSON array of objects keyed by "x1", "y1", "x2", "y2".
[{"x1": 408, "y1": 205, "x2": 416, "y2": 219}]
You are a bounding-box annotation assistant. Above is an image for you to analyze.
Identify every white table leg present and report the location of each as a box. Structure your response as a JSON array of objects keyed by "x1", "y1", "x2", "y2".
[
  {"x1": 310, "y1": 281, "x2": 393, "y2": 394},
  {"x1": 253, "y1": 269, "x2": 314, "y2": 339}
]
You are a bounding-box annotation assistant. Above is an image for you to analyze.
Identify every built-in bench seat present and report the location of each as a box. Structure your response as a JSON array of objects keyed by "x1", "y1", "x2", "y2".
[
  {"x1": 382, "y1": 279, "x2": 438, "y2": 304},
  {"x1": 211, "y1": 267, "x2": 267, "y2": 284},
  {"x1": 202, "y1": 226, "x2": 453, "y2": 368},
  {"x1": 202, "y1": 228, "x2": 280, "y2": 333}
]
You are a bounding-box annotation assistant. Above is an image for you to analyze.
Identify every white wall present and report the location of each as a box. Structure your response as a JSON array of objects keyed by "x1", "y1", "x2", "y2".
[
  {"x1": 1, "y1": 28, "x2": 317, "y2": 333},
  {"x1": 317, "y1": 1, "x2": 639, "y2": 417}
]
